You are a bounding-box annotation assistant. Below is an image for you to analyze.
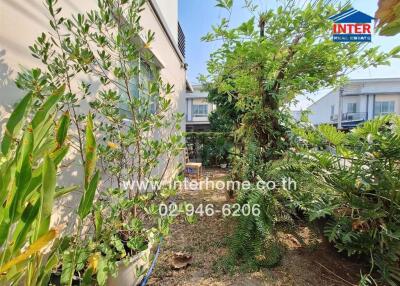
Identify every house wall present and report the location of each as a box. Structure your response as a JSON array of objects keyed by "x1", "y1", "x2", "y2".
[
  {"x1": 0, "y1": 1, "x2": 97, "y2": 121},
  {"x1": 308, "y1": 90, "x2": 338, "y2": 125},
  {"x1": 0, "y1": 0, "x2": 186, "y2": 229},
  {"x1": 154, "y1": 0, "x2": 179, "y2": 43},
  {"x1": 342, "y1": 95, "x2": 362, "y2": 113}
]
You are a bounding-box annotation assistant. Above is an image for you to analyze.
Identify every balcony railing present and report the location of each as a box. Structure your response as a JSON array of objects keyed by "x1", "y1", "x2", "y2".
[
  {"x1": 178, "y1": 22, "x2": 185, "y2": 58},
  {"x1": 331, "y1": 112, "x2": 367, "y2": 122},
  {"x1": 342, "y1": 112, "x2": 367, "y2": 121}
]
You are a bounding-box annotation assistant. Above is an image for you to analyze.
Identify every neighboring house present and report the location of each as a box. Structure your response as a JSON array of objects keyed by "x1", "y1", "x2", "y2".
[
  {"x1": 307, "y1": 78, "x2": 400, "y2": 129},
  {"x1": 292, "y1": 110, "x2": 303, "y2": 122},
  {"x1": 185, "y1": 84, "x2": 216, "y2": 132}
]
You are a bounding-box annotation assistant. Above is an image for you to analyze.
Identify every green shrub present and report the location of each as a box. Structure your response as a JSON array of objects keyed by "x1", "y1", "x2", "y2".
[
  {"x1": 186, "y1": 132, "x2": 234, "y2": 166},
  {"x1": 291, "y1": 115, "x2": 400, "y2": 285}
]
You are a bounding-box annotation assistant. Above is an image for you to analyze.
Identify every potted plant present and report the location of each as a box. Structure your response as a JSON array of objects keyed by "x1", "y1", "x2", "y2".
[{"x1": 93, "y1": 187, "x2": 173, "y2": 286}]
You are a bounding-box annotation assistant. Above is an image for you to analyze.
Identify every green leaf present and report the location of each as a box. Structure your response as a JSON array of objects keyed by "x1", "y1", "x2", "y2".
[
  {"x1": 60, "y1": 250, "x2": 74, "y2": 285},
  {"x1": 36, "y1": 155, "x2": 56, "y2": 239},
  {"x1": 15, "y1": 128, "x2": 34, "y2": 200},
  {"x1": 318, "y1": 124, "x2": 345, "y2": 145},
  {"x1": 16, "y1": 126, "x2": 34, "y2": 171},
  {"x1": 56, "y1": 111, "x2": 70, "y2": 147},
  {"x1": 31, "y1": 85, "x2": 64, "y2": 130},
  {"x1": 379, "y1": 20, "x2": 400, "y2": 36},
  {"x1": 13, "y1": 202, "x2": 40, "y2": 251},
  {"x1": 54, "y1": 185, "x2": 78, "y2": 199},
  {"x1": 50, "y1": 145, "x2": 70, "y2": 167},
  {"x1": 32, "y1": 113, "x2": 57, "y2": 154},
  {"x1": 1, "y1": 93, "x2": 33, "y2": 156},
  {"x1": 96, "y1": 256, "x2": 108, "y2": 286},
  {"x1": 39, "y1": 251, "x2": 59, "y2": 286},
  {"x1": 94, "y1": 208, "x2": 103, "y2": 238},
  {"x1": 81, "y1": 268, "x2": 94, "y2": 286},
  {"x1": 389, "y1": 45, "x2": 400, "y2": 57},
  {"x1": 216, "y1": 0, "x2": 233, "y2": 9},
  {"x1": 78, "y1": 171, "x2": 100, "y2": 220},
  {"x1": 84, "y1": 113, "x2": 97, "y2": 188}
]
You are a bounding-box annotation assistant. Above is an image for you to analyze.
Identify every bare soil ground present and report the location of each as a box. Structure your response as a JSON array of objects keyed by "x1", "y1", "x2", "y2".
[{"x1": 149, "y1": 169, "x2": 365, "y2": 286}]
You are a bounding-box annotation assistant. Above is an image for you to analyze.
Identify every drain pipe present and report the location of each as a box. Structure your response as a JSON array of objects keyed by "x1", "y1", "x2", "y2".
[{"x1": 337, "y1": 87, "x2": 344, "y2": 130}]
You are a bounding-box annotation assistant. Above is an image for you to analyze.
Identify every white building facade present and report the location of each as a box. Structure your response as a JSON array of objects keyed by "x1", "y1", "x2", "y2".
[
  {"x1": 185, "y1": 84, "x2": 216, "y2": 132},
  {"x1": 307, "y1": 78, "x2": 400, "y2": 129}
]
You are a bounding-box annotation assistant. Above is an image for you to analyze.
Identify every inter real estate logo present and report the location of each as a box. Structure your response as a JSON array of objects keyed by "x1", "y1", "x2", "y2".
[{"x1": 329, "y1": 8, "x2": 375, "y2": 42}]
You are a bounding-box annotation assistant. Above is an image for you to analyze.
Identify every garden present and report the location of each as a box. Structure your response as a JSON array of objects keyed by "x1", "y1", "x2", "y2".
[{"x1": 1, "y1": 0, "x2": 400, "y2": 286}]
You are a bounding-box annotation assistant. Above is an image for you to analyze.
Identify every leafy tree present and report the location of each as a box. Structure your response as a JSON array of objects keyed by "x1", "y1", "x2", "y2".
[
  {"x1": 208, "y1": 88, "x2": 242, "y2": 132},
  {"x1": 24, "y1": 0, "x2": 184, "y2": 193},
  {"x1": 202, "y1": 0, "x2": 399, "y2": 162}
]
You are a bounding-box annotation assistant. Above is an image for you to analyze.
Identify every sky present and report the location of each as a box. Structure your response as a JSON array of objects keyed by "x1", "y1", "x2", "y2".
[{"x1": 178, "y1": 0, "x2": 400, "y2": 109}]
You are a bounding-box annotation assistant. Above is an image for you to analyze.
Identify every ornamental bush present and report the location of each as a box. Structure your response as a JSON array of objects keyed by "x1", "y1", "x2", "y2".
[{"x1": 290, "y1": 115, "x2": 400, "y2": 285}]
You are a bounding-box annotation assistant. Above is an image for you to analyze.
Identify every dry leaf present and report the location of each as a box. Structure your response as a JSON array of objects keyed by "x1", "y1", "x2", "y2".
[{"x1": 171, "y1": 252, "x2": 193, "y2": 270}]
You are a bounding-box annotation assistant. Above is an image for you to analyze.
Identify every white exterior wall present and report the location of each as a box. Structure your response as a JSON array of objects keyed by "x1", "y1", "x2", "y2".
[
  {"x1": 0, "y1": 0, "x2": 186, "y2": 228},
  {"x1": 154, "y1": 0, "x2": 179, "y2": 43},
  {"x1": 0, "y1": 1, "x2": 97, "y2": 121},
  {"x1": 307, "y1": 78, "x2": 400, "y2": 126},
  {"x1": 0, "y1": 1, "x2": 185, "y2": 121},
  {"x1": 308, "y1": 90, "x2": 339, "y2": 125},
  {"x1": 343, "y1": 95, "x2": 362, "y2": 112}
]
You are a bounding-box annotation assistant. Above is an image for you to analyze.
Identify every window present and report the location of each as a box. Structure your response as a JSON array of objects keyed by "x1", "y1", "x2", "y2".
[
  {"x1": 119, "y1": 58, "x2": 158, "y2": 119},
  {"x1": 192, "y1": 104, "x2": 208, "y2": 117},
  {"x1": 375, "y1": 101, "x2": 395, "y2": 116},
  {"x1": 347, "y1": 103, "x2": 357, "y2": 113},
  {"x1": 330, "y1": 105, "x2": 335, "y2": 116}
]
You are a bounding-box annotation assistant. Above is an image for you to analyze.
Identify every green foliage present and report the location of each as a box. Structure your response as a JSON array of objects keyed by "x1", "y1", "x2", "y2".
[
  {"x1": 207, "y1": 88, "x2": 243, "y2": 133},
  {"x1": 0, "y1": 88, "x2": 74, "y2": 286},
  {"x1": 230, "y1": 135, "x2": 261, "y2": 181},
  {"x1": 292, "y1": 115, "x2": 400, "y2": 285},
  {"x1": 186, "y1": 132, "x2": 234, "y2": 166},
  {"x1": 24, "y1": 0, "x2": 184, "y2": 284},
  {"x1": 202, "y1": 0, "x2": 395, "y2": 161},
  {"x1": 223, "y1": 186, "x2": 289, "y2": 272}
]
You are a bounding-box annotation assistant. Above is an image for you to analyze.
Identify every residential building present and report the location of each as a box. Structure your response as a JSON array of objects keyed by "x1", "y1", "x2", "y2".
[
  {"x1": 185, "y1": 84, "x2": 216, "y2": 132},
  {"x1": 307, "y1": 78, "x2": 400, "y2": 129}
]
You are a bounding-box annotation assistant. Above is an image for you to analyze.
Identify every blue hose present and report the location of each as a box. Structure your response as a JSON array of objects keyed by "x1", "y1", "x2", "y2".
[{"x1": 139, "y1": 237, "x2": 163, "y2": 286}]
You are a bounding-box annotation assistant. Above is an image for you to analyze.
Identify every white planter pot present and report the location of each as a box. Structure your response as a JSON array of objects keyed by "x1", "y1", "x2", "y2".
[
  {"x1": 107, "y1": 245, "x2": 152, "y2": 286},
  {"x1": 220, "y1": 163, "x2": 227, "y2": 169}
]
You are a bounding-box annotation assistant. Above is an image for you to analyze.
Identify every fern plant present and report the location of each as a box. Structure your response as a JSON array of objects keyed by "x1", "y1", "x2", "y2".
[
  {"x1": 292, "y1": 115, "x2": 400, "y2": 286},
  {"x1": 222, "y1": 180, "x2": 295, "y2": 272}
]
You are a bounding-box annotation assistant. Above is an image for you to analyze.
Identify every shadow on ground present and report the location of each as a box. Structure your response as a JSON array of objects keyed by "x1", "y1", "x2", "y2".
[{"x1": 149, "y1": 169, "x2": 364, "y2": 286}]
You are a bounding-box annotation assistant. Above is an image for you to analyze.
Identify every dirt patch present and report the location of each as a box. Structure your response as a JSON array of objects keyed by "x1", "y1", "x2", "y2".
[{"x1": 149, "y1": 169, "x2": 365, "y2": 286}]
